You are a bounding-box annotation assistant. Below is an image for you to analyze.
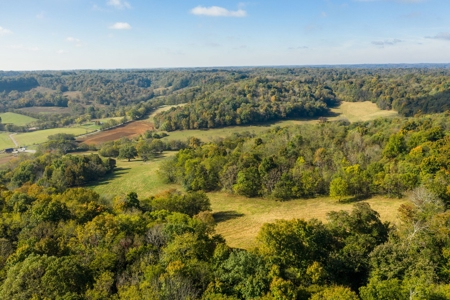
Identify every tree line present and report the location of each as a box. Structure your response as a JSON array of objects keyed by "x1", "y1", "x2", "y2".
[{"x1": 158, "y1": 112, "x2": 450, "y2": 203}]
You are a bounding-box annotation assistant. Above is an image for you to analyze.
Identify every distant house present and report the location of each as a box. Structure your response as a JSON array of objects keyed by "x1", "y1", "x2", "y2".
[
  {"x1": 4, "y1": 148, "x2": 13, "y2": 153},
  {"x1": 28, "y1": 127, "x2": 39, "y2": 131}
]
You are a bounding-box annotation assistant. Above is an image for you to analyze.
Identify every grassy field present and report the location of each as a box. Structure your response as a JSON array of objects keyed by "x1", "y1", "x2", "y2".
[
  {"x1": 87, "y1": 152, "x2": 407, "y2": 249},
  {"x1": 0, "y1": 112, "x2": 37, "y2": 126},
  {"x1": 0, "y1": 133, "x2": 15, "y2": 149},
  {"x1": 210, "y1": 193, "x2": 406, "y2": 249},
  {"x1": 153, "y1": 101, "x2": 398, "y2": 143},
  {"x1": 14, "y1": 127, "x2": 97, "y2": 146},
  {"x1": 329, "y1": 101, "x2": 398, "y2": 123},
  {"x1": 91, "y1": 152, "x2": 179, "y2": 199},
  {"x1": 147, "y1": 104, "x2": 187, "y2": 123}
]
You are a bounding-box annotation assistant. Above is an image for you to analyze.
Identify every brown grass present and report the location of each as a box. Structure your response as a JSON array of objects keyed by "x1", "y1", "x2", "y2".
[
  {"x1": 329, "y1": 101, "x2": 398, "y2": 123},
  {"x1": 210, "y1": 192, "x2": 406, "y2": 249}
]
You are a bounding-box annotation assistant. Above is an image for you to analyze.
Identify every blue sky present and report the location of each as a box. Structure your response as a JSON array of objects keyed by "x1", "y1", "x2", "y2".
[{"x1": 0, "y1": 0, "x2": 449, "y2": 70}]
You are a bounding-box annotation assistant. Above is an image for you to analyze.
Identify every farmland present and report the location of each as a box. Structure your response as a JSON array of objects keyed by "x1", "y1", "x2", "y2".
[
  {"x1": 89, "y1": 154, "x2": 407, "y2": 249},
  {"x1": 0, "y1": 112, "x2": 37, "y2": 126},
  {"x1": 0, "y1": 132, "x2": 15, "y2": 149},
  {"x1": 13, "y1": 127, "x2": 96, "y2": 146},
  {"x1": 79, "y1": 121, "x2": 154, "y2": 145}
]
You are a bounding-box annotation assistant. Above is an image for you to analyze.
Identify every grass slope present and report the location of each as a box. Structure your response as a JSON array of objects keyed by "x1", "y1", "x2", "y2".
[
  {"x1": 210, "y1": 192, "x2": 406, "y2": 249},
  {"x1": 0, "y1": 112, "x2": 37, "y2": 126},
  {"x1": 329, "y1": 101, "x2": 398, "y2": 123},
  {"x1": 0, "y1": 133, "x2": 15, "y2": 149},
  {"x1": 91, "y1": 152, "x2": 179, "y2": 199},
  {"x1": 88, "y1": 153, "x2": 406, "y2": 249},
  {"x1": 14, "y1": 127, "x2": 96, "y2": 146},
  {"x1": 155, "y1": 101, "x2": 398, "y2": 143}
]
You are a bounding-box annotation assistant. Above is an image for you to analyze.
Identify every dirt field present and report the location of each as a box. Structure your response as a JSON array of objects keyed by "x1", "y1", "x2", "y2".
[{"x1": 79, "y1": 121, "x2": 155, "y2": 145}]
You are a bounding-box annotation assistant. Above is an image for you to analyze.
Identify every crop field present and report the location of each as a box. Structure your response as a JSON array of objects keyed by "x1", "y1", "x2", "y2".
[
  {"x1": 79, "y1": 121, "x2": 154, "y2": 145},
  {"x1": 18, "y1": 106, "x2": 72, "y2": 115},
  {"x1": 13, "y1": 127, "x2": 95, "y2": 146},
  {"x1": 87, "y1": 153, "x2": 407, "y2": 249},
  {"x1": 0, "y1": 112, "x2": 37, "y2": 126}
]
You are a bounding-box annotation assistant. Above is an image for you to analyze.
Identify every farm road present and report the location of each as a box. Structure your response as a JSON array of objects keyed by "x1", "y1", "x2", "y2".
[{"x1": 9, "y1": 134, "x2": 18, "y2": 147}]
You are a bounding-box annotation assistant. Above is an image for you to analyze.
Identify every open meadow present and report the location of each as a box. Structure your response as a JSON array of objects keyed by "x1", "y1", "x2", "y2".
[
  {"x1": 0, "y1": 112, "x2": 37, "y2": 126},
  {"x1": 329, "y1": 101, "x2": 398, "y2": 122},
  {"x1": 88, "y1": 153, "x2": 407, "y2": 249},
  {"x1": 77, "y1": 101, "x2": 399, "y2": 146},
  {"x1": 13, "y1": 127, "x2": 97, "y2": 146},
  {"x1": 0, "y1": 132, "x2": 16, "y2": 149}
]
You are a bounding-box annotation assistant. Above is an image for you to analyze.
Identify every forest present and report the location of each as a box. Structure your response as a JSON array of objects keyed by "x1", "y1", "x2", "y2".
[
  {"x1": 0, "y1": 67, "x2": 450, "y2": 299},
  {"x1": 1, "y1": 67, "x2": 450, "y2": 132}
]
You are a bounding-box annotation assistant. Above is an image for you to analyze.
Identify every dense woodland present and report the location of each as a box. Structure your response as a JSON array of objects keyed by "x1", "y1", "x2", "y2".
[
  {"x1": 1, "y1": 66, "x2": 450, "y2": 132},
  {"x1": 158, "y1": 113, "x2": 450, "y2": 203},
  {"x1": 0, "y1": 67, "x2": 450, "y2": 298}
]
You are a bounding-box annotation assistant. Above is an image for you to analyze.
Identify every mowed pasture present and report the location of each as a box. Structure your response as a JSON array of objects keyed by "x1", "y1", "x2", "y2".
[
  {"x1": 88, "y1": 154, "x2": 407, "y2": 249},
  {"x1": 91, "y1": 152, "x2": 179, "y2": 198},
  {"x1": 13, "y1": 127, "x2": 95, "y2": 146},
  {"x1": 0, "y1": 132, "x2": 15, "y2": 149},
  {"x1": 0, "y1": 112, "x2": 37, "y2": 126}
]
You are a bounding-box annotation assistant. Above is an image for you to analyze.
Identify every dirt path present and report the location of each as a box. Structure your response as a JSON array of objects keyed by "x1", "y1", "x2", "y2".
[{"x1": 9, "y1": 134, "x2": 18, "y2": 147}]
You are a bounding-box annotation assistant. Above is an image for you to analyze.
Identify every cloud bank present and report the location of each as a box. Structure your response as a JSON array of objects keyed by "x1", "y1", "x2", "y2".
[
  {"x1": 190, "y1": 6, "x2": 247, "y2": 17},
  {"x1": 426, "y1": 32, "x2": 450, "y2": 41}
]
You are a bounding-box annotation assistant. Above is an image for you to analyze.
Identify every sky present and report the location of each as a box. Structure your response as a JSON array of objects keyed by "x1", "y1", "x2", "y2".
[{"x1": 0, "y1": 0, "x2": 449, "y2": 70}]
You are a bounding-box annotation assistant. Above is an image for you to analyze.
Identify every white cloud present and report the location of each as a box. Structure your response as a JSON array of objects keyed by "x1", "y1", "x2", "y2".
[
  {"x1": 66, "y1": 37, "x2": 81, "y2": 43},
  {"x1": 56, "y1": 50, "x2": 65, "y2": 54},
  {"x1": 110, "y1": 22, "x2": 132, "y2": 30},
  {"x1": 107, "y1": 0, "x2": 131, "y2": 9},
  {"x1": 190, "y1": 6, "x2": 247, "y2": 17},
  {"x1": 0, "y1": 26, "x2": 12, "y2": 36},
  {"x1": 426, "y1": 32, "x2": 450, "y2": 41},
  {"x1": 372, "y1": 39, "x2": 403, "y2": 46}
]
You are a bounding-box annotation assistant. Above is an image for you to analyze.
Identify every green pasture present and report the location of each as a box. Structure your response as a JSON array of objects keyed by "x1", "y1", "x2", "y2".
[
  {"x1": 0, "y1": 112, "x2": 37, "y2": 126},
  {"x1": 14, "y1": 127, "x2": 96, "y2": 146},
  {"x1": 0, "y1": 133, "x2": 15, "y2": 149},
  {"x1": 87, "y1": 152, "x2": 407, "y2": 249}
]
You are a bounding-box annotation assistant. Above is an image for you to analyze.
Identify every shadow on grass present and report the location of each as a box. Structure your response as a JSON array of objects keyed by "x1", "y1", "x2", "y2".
[
  {"x1": 213, "y1": 211, "x2": 245, "y2": 223},
  {"x1": 89, "y1": 167, "x2": 131, "y2": 186},
  {"x1": 337, "y1": 194, "x2": 372, "y2": 204}
]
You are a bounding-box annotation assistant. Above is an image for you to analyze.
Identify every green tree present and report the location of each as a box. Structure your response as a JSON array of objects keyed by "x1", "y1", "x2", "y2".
[{"x1": 118, "y1": 144, "x2": 137, "y2": 162}]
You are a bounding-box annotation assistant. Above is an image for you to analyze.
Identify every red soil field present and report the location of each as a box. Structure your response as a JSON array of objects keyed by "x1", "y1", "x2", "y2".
[{"x1": 79, "y1": 121, "x2": 154, "y2": 145}]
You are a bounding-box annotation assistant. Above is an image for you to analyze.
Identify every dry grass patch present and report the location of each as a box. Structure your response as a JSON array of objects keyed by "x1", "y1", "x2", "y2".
[
  {"x1": 329, "y1": 101, "x2": 398, "y2": 123},
  {"x1": 210, "y1": 192, "x2": 406, "y2": 249}
]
